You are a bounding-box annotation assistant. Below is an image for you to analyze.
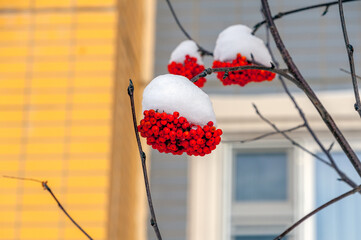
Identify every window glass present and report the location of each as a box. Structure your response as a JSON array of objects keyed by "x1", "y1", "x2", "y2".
[
  {"x1": 234, "y1": 152, "x2": 288, "y2": 201},
  {"x1": 316, "y1": 152, "x2": 361, "y2": 240}
]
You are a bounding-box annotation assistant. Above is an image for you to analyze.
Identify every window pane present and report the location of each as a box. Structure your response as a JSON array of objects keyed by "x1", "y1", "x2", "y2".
[
  {"x1": 234, "y1": 152, "x2": 288, "y2": 201},
  {"x1": 316, "y1": 152, "x2": 361, "y2": 240}
]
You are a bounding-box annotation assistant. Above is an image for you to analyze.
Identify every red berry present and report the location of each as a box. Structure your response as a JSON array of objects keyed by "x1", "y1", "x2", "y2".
[
  {"x1": 205, "y1": 132, "x2": 212, "y2": 139},
  {"x1": 161, "y1": 112, "x2": 167, "y2": 120},
  {"x1": 163, "y1": 127, "x2": 170, "y2": 134},
  {"x1": 168, "y1": 115, "x2": 174, "y2": 122},
  {"x1": 183, "y1": 131, "x2": 190, "y2": 139},
  {"x1": 169, "y1": 131, "x2": 176, "y2": 139},
  {"x1": 216, "y1": 129, "x2": 223, "y2": 136},
  {"x1": 203, "y1": 125, "x2": 210, "y2": 132},
  {"x1": 182, "y1": 122, "x2": 190, "y2": 129},
  {"x1": 155, "y1": 112, "x2": 161, "y2": 119},
  {"x1": 179, "y1": 117, "x2": 186, "y2": 124},
  {"x1": 176, "y1": 129, "x2": 183, "y2": 138}
]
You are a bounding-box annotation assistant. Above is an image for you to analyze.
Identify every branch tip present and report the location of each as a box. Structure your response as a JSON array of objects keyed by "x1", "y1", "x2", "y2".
[
  {"x1": 322, "y1": 5, "x2": 330, "y2": 16},
  {"x1": 128, "y1": 79, "x2": 134, "y2": 96}
]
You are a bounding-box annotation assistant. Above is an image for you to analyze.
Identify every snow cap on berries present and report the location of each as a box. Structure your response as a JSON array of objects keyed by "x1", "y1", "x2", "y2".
[
  {"x1": 142, "y1": 74, "x2": 216, "y2": 126},
  {"x1": 213, "y1": 24, "x2": 273, "y2": 67},
  {"x1": 169, "y1": 40, "x2": 203, "y2": 65}
]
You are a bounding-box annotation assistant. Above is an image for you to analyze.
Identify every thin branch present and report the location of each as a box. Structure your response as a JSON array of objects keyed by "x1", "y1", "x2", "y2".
[
  {"x1": 252, "y1": 104, "x2": 359, "y2": 189},
  {"x1": 340, "y1": 68, "x2": 361, "y2": 80},
  {"x1": 252, "y1": 0, "x2": 359, "y2": 34},
  {"x1": 3, "y1": 175, "x2": 43, "y2": 183},
  {"x1": 261, "y1": 0, "x2": 361, "y2": 178},
  {"x1": 327, "y1": 142, "x2": 335, "y2": 153},
  {"x1": 274, "y1": 184, "x2": 361, "y2": 240},
  {"x1": 127, "y1": 79, "x2": 163, "y2": 240},
  {"x1": 338, "y1": 0, "x2": 361, "y2": 116},
  {"x1": 191, "y1": 66, "x2": 301, "y2": 88},
  {"x1": 252, "y1": 104, "x2": 331, "y2": 167},
  {"x1": 239, "y1": 123, "x2": 305, "y2": 143},
  {"x1": 263, "y1": 19, "x2": 358, "y2": 189},
  {"x1": 3, "y1": 175, "x2": 93, "y2": 240},
  {"x1": 164, "y1": 0, "x2": 213, "y2": 56}
]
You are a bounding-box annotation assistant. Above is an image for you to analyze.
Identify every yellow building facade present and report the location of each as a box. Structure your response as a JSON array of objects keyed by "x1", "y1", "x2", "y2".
[{"x1": 0, "y1": 0, "x2": 154, "y2": 239}]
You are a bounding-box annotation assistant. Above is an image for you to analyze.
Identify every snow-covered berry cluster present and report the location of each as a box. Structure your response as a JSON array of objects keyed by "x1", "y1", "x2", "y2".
[
  {"x1": 168, "y1": 55, "x2": 206, "y2": 88},
  {"x1": 138, "y1": 110, "x2": 222, "y2": 156},
  {"x1": 168, "y1": 40, "x2": 206, "y2": 88},
  {"x1": 141, "y1": 74, "x2": 221, "y2": 157},
  {"x1": 167, "y1": 25, "x2": 276, "y2": 88},
  {"x1": 213, "y1": 53, "x2": 276, "y2": 86}
]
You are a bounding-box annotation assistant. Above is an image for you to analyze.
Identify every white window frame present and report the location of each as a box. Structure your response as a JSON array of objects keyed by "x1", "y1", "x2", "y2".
[
  {"x1": 188, "y1": 139, "x2": 315, "y2": 240},
  {"x1": 230, "y1": 145, "x2": 295, "y2": 238}
]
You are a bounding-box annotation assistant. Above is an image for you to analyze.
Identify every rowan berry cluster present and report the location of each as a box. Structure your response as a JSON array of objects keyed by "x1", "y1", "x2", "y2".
[
  {"x1": 168, "y1": 55, "x2": 207, "y2": 88},
  {"x1": 138, "y1": 109, "x2": 222, "y2": 156},
  {"x1": 212, "y1": 53, "x2": 276, "y2": 86}
]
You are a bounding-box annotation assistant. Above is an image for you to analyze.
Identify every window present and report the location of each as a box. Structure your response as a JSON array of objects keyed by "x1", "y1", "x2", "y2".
[
  {"x1": 234, "y1": 152, "x2": 288, "y2": 201},
  {"x1": 230, "y1": 149, "x2": 295, "y2": 239}
]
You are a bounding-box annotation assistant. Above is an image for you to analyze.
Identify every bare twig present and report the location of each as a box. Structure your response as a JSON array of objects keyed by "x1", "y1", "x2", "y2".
[
  {"x1": 3, "y1": 175, "x2": 93, "y2": 240},
  {"x1": 127, "y1": 79, "x2": 162, "y2": 240},
  {"x1": 340, "y1": 68, "x2": 361, "y2": 80},
  {"x1": 252, "y1": 104, "x2": 359, "y2": 189},
  {"x1": 338, "y1": 0, "x2": 361, "y2": 116},
  {"x1": 274, "y1": 184, "x2": 361, "y2": 240},
  {"x1": 263, "y1": 20, "x2": 358, "y2": 189},
  {"x1": 261, "y1": 0, "x2": 361, "y2": 178},
  {"x1": 252, "y1": 0, "x2": 359, "y2": 34},
  {"x1": 164, "y1": 0, "x2": 213, "y2": 56},
  {"x1": 252, "y1": 104, "x2": 331, "y2": 167},
  {"x1": 239, "y1": 123, "x2": 305, "y2": 143},
  {"x1": 3, "y1": 175, "x2": 43, "y2": 183},
  {"x1": 191, "y1": 66, "x2": 300, "y2": 88}
]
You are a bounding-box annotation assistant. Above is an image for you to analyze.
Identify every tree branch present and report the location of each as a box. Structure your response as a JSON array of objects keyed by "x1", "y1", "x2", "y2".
[
  {"x1": 340, "y1": 68, "x2": 361, "y2": 80},
  {"x1": 261, "y1": 0, "x2": 361, "y2": 178},
  {"x1": 274, "y1": 184, "x2": 361, "y2": 240},
  {"x1": 191, "y1": 66, "x2": 300, "y2": 88},
  {"x1": 252, "y1": 104, "x2": 359, "y2": 189},
  {"x1": 263, "y1": 20, "x2": 358, "y2": 189},
  {"x1": 3, "y1": 175, "x2": 93, "y2": 240},
  {"x1": 338, "y1": 0, "x2": 361, "y2": 117},
  {"x1": 127, "y1": 79, "x2": 163, "y2": 240},
  {"x1": 252, "y1": 104, "x2": 331, "y2": 166},
  {"x1": 252, "y1": 0, "x2": 359, "y2": 34},
  {"x1": 164, "y1": 0, "x2": 213, "y2": 56},
  {"x1": 239, "y1": 123, "x2": 305, "y2": 143}
]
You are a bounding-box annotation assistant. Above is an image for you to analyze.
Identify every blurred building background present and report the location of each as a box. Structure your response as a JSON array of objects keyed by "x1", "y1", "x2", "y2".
[
  {"x1": 0, "y1": 0, "x2": 154, "y2": 239},
  {"x1": 1, "y1": 1, "x2": 361, "y2": 240}
]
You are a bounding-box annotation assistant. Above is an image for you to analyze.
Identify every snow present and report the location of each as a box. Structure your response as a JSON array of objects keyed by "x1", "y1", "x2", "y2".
[
  {"x1": 142, "y1": 74, "x2": 216, "y2": 126},
  {"x1": 169, "y1": 40, "x2": 203, "y2": 65},
  {"x1": 213, "y1": 24, "x2": 273, "y2": 67}
]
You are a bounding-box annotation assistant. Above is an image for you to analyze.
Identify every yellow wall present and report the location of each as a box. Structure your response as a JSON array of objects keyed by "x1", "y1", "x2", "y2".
[{"x1": 0, "y1": 0, "x2": 151, "y2": 239}]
